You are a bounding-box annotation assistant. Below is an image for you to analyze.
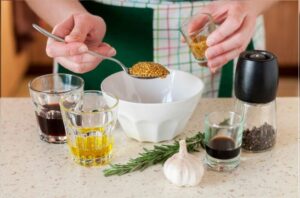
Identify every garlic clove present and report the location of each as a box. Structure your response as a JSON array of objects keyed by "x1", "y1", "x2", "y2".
[{"x1": 163, "y1": 140, "x2": 204, "y2": 187}]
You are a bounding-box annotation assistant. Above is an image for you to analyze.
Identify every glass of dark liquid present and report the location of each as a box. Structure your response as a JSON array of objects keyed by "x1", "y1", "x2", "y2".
[
  {"x1": 28, "y1": 73, "x2": 84, "y2": 144},
  {"x1": 204, "y1": 111, "x2": 243, "y2": 171}
]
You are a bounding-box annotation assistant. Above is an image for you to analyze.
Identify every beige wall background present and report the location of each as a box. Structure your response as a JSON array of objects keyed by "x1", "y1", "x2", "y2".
[
  {"x1": 1, "y1": 2, "x2": 31, "y2": 97},
  {"x1": 264, "y1": 0, "x2": 298, "y2": 67}
]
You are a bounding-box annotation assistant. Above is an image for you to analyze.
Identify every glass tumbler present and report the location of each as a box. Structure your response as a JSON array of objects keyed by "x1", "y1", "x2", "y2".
[
  {"x1": 204, "y1": 111, "x2": 244, "y2": 171},
  {"x1": 60, "y1": 90, "x2": 118, "y2": 167},
  {"x1": 28, "y1": 73, "x2": 84, "y2": 144},
  {"x1": 180, "y1": 13, "x2": 216, "y2": 65}
]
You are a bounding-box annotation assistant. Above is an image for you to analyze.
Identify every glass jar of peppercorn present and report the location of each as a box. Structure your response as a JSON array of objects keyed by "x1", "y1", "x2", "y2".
[{"x1": 234, "y1": 50, "x2": 279, "y2": 152}]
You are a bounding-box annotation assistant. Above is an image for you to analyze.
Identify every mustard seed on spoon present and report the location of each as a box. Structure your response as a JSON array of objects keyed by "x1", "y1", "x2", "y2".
[
  {"x1": 32, "y1": 24, "x2": 169, "y2": 80},
  {"x1": 129, "y1": 62, "x2": 170, "y2": 79}
]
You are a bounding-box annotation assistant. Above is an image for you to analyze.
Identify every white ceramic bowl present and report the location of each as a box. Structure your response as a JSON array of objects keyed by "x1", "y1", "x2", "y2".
[{"x1": 101, "y1": 69, "x2": 204, "y2": 142}]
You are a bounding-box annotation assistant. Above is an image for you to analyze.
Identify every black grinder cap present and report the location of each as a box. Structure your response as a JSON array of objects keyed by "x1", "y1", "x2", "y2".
[{"x1": 234, "y1": 50, "x2": 279, "y2": 104}]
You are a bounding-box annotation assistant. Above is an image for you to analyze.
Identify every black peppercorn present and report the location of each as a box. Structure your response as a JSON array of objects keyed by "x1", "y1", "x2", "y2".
[{"x1": 242, "y1": 123, "x2": 276, "y2": 151}]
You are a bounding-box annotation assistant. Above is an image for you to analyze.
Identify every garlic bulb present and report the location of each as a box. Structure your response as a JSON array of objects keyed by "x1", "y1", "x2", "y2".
[{"x1": 163, "y1": 140, "x2": 204, "y2": 187}]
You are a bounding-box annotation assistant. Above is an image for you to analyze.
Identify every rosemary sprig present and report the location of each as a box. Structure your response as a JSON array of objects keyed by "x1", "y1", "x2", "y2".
[{"x1": 103, "y1": 132, "x2": 205, "y2": 177}]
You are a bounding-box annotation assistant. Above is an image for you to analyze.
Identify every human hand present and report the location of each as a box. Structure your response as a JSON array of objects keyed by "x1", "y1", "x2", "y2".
[
  {"x1": 190, "y1": 1, "x2": 259, "y2": 72},
  {"x1": 46, "y1": 13, "x2": 116, "y2": 73}
]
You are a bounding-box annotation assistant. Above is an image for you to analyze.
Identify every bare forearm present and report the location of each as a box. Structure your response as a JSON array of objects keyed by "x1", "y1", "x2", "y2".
[{"x1": 25, "y1": 0, "x2": 87, "y2": 27}]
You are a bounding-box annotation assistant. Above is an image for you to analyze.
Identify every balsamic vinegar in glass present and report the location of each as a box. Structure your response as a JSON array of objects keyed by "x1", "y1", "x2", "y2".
[
  {"x1": 35, "y1": 103, "x2": 65, "y2": 137},
  {"x1": 205, "y1": 136, "x2": 240, "y2": 160}
]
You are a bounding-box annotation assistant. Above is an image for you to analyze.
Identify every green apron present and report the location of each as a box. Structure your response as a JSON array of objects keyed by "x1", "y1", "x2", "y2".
[{"x1": 58, "y1": 1, "x2": 255, "y2": 97}]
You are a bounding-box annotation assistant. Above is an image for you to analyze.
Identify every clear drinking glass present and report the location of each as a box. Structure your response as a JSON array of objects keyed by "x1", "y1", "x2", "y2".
[
  {"x1": 59, "y1": 90, "x2": 119, "y2": 167},
  {"x1": 180, "y1": 13, "x2": 216, "y2": 66},
  {"x1": 204, "y1": 111, "x2": 244, "y2": 171},
  {"x1": 28, "y1": 73, "x2": 84, "y2": 144}
]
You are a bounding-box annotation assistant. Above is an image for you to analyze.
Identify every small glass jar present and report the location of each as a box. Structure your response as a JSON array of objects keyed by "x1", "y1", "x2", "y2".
[
  {"x1": 180, "y1": 13, "x2": 216, "y2": 66},
  {"x1": 235, "y1": 100, "x2": 277, "y2": 152}
]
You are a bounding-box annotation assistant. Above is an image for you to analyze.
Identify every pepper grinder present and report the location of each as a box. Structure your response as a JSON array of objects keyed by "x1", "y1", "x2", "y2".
[{"x1": 234, "y1": 50, "x2": 279, "y2": 152}]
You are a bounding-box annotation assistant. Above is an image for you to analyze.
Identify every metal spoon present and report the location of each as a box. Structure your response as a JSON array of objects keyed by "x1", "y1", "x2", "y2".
[{"x1": 32, "y1": 24, "x2": 158, "y2": 79}]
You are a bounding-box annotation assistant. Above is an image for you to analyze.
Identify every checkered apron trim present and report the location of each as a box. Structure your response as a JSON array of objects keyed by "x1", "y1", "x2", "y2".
[{"x1": 90, "y1": 0, "x2": 266, "y2": 97}]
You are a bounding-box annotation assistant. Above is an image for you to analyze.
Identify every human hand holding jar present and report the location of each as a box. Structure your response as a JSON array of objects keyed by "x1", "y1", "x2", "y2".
[{"x1": 181, "y1": 0, "x2": 272, "y2": 73}]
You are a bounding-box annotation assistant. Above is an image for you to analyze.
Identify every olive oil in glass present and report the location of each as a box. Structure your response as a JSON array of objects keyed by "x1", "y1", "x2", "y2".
[
  {"x1": 60, "y1": 91, "x2": 119, "y2": 167},
  {"x1": 67, "y1": 127, "x2": 114, "y2": 167}
]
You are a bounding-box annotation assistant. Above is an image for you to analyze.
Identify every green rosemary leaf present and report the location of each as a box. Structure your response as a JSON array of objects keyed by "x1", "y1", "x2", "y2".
[{"x1": 103, "y1": 132, "x2": 204, "y2": 177}]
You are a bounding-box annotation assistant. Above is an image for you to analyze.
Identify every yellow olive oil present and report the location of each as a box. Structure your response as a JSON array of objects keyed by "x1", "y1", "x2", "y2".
[{"x1": 67, "y1": 127, "x2": 113, "y2": 166}]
